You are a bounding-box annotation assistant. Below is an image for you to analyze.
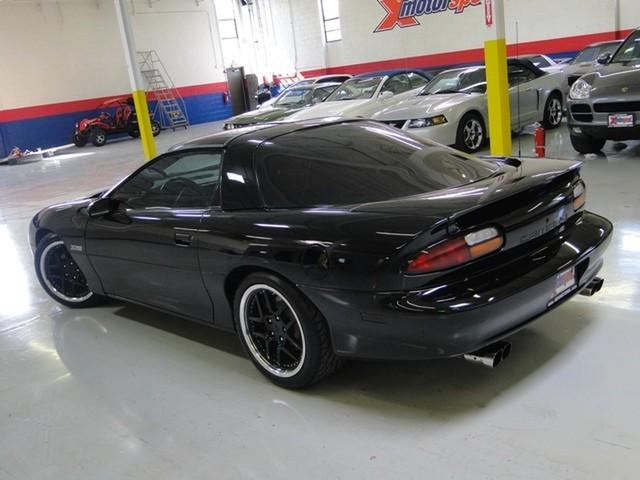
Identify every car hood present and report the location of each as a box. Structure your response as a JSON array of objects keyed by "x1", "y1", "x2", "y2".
[
  {"x1": 373, "y1": 93, "x2": 475, "y2": 120},
  {"x1": 229, "y1": 106, "x2": 299, "y2": 125},
  {"x1": 582, "y1": 63, "x2": 640, "y2": 96}
]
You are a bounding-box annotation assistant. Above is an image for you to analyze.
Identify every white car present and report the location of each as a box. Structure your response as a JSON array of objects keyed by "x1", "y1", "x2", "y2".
[
  {"x1": 284, "y1": 70, "x2": 432, "y2": 122},
  {"x1": 258, "y1": 75, "x2": 352, "y2": 110},
  {"x1": 372, "y1": 60, "x2": 566, "y2": 153}
]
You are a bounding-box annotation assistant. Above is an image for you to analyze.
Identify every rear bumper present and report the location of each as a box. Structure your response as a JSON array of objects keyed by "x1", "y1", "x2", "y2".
[{"x1": 300, "y1": 212, "x2": 613, "y2": 360}]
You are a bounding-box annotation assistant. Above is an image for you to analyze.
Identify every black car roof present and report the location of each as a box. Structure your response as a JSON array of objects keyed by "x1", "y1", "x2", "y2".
[{"x1": 173, "y1": 119, "x2": 364, "y2": 150}]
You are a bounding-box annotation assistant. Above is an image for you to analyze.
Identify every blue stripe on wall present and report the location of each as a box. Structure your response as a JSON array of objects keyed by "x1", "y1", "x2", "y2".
[{"x1": 0, "y1": 91, "x2": 232, "y2": 157}]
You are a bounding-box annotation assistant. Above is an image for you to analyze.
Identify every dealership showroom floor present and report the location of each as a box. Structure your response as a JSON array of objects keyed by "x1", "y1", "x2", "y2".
[
  {"x1": 2, "y1": 1, "x2": 640, "y2": 479},
  {"x1": 1, "y1": 124, "x2": 639, "y2": 479}
]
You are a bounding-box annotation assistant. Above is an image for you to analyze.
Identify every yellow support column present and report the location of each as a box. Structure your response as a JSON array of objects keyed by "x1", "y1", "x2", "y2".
[
  {"x1": 484, "y1": 0, "x2": 512, "y2": 157},
  {"x1": 114, "y1": 0, "x2": 157, "y2": 160}
]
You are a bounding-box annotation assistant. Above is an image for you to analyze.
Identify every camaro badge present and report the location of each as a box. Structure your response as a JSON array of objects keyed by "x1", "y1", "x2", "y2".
[{"x1": 622, "y1": 87, "x2": 629, "y2": 93}]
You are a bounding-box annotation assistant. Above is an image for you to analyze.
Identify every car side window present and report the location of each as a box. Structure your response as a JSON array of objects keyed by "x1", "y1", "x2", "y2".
[
  {"x1": 508, "y1": 65, "x2": 537, "y2": 86},
  {"x1": 111, "y1": 151, "x2": 223, "y2": 209},
  {"x1": 408, "y1": 72, "x2": 429, "y2": 90},
  {"x1": 381, "y1": 74, "x2": 411, "y2": 95}
]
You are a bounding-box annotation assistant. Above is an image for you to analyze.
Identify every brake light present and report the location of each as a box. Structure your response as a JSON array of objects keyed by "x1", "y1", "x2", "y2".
[
  {"x1": 405, "y1": 227, "x2": 504, "y2": 275},
  {"x1": 573, "y1": 182, "x2": 586, "y2": 210}
]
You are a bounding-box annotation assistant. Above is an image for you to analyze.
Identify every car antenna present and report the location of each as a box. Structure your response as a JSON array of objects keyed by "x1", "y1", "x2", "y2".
[{"x1": 516, "y1": 21, "x2": 522, "y2": 158}]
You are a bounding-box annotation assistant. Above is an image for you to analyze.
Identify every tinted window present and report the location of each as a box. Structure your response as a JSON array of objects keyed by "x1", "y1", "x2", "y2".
[
  {"x1": 257, "y1": 123, "x2": 499, "y2": 208},
  {"x1": 112, "y1": 151, "x2": 222, "y2": 209},
  {"x1": 508, "y1": 64, "x2": 537, "y2": 85},
  {"x1": 573, "y1": 47, "x2": 597, "y2": 64},
  {"x1": 611, "y1": 30, "x2": 640, "y2": 63}
]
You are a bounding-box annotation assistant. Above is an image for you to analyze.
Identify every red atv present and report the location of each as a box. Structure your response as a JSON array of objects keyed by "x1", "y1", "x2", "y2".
[{"x1": 73, "y1": 97, "x2": 161, "y2": 147}]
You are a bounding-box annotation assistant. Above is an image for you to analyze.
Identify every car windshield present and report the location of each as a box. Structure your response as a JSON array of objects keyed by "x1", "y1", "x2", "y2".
[
  {"x1": 573, "y1": 47, "x2": 597, "y2": 64},
  {"x1": 529, "y1": 55, "x2": 551, "y2": 68},
  {"x1": 275, "y1": 86, "x2": 335, "y2": 107},
  {"x1": 274, "y1": 88, "x2": 315, "y2": 107},
  {"x1": 611, "y1": 31, "x2": 640, "y2": 63},
  {"x1": 325, "y1": 77, "x2": 383, "y2": 101},
  {"x1": 420, "y1": 68, "x2": 487, "y2": 95},
  {"x1": 257, "y1": 123, "x2": 501, "y2": 208}
]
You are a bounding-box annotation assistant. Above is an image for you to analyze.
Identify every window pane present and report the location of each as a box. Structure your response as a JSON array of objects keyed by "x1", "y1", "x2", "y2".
[
  {"x1": 321, "y1": 0, "x2": 340, "y2": 20},
  {"x1": 325, "y1": 29, "x2": 342, "y2": 42},
  {"x1": 324, "y1": 18, "x2": 341, "y2": 32},
  {"x1": 257, "y1": 124, "x2": 499, "y2": 208},
  {"x1": 214, "y1": 0, "x2": 234, "y2": 19},
  {"x1": 219, "y1": 19, "x2": 238, "y2": 39},
  {"x1": 114, "y1": 152, "x2": 223, "y2": 208}
]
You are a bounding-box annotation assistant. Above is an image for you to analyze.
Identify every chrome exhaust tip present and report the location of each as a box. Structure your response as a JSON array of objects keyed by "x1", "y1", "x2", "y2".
[
  {"x1": 580, "y1": 277, "x2": 604, "y2": 297},
  {"x1": 463, "y1": 341, "x2": 512, "y2": 369}
]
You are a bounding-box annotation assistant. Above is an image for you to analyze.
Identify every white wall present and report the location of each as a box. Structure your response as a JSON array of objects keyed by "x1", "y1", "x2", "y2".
[{"x1": 291, "y1": 0, "x2": 640, "y2": 73}]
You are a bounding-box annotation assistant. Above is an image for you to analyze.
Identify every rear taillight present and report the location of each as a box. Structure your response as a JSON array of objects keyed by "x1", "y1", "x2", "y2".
[
  {"x1": 573, "y1": 182, "x2": 586, "y2": 210},
  {"x1": 405, "y1": 227, "x2": 504, "y2": 275}
]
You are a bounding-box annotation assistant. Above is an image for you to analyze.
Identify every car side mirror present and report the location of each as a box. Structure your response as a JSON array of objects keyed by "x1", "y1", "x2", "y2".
[
  {"x1": 596, "y1": 53, "x2": 611, "y2": 65},
  {"x1": 88, "y1": 197, "x2": 117, "y2": 217},
  {"x1": 379, "y1": 90, "x2": 394, "y2": 100}
]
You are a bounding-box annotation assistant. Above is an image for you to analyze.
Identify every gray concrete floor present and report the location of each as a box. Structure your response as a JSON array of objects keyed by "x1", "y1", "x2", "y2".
[{"x1": 1, "y1": 122, "x2": 639, "y2": 479}]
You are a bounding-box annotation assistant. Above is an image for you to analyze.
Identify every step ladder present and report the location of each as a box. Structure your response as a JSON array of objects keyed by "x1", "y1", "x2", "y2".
[{"x1": 138, "y1": 50, "x2": 189, "y2": 131}]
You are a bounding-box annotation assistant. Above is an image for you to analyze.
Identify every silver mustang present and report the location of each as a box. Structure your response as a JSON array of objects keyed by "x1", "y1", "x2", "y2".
[{"x1": 372, "y1": 59, "x2": 566, "y2": 153}]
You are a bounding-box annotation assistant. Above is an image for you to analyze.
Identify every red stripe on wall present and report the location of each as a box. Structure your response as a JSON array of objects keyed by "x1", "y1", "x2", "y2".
[
  {"x1": 0, "y1": 81, "x2": 228, "y2": 123},
  {"x1": 302, "y1": 29, "x2": 634, "y2": 77}
]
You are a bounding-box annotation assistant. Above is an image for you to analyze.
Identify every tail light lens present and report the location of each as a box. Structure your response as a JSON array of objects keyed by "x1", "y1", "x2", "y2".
[
  {"x1": 405, "y1": 227, "x2": 504, "y2": 275},
  {"x1": 573, "y1": 182, "x2": 586, "y2": 210}
]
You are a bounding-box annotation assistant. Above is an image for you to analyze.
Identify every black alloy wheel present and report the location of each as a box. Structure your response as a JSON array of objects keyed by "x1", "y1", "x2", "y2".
[
  {"x1": 235, "y1": 272, "x2": 344, "y2": 388},
  {"x1": 35, "y1": 234, "x2": 100, "y2": 308}
]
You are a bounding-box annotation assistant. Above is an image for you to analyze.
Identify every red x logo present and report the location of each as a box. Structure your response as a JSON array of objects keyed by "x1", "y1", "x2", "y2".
[{"x1": 374, "y1": 0, "x2": 420, "y2": 33}]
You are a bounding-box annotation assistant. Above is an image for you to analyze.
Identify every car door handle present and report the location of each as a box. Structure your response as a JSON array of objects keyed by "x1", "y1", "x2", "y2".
[{"x1": 174, "y1": 232, "x2": 194, "y2": 247}]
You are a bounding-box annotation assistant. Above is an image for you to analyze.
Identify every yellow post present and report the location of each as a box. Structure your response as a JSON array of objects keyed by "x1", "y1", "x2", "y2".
[
  {"x1": 114, "y1": 0, "x2": 157, "y2": 160},
  {"x1": 483, "y1": 0, "x2": 512, "y2": 157}
]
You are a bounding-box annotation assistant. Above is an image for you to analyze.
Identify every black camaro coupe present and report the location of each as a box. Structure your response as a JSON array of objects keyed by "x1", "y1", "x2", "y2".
[{"x1": 30, "y1": 120, "x2": 612, "y2": 388}]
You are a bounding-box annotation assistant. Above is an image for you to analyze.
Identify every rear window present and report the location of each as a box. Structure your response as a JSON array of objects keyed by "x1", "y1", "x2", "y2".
[{"x1": 256, "y1": 123, "x2": 499, "y2": 208}]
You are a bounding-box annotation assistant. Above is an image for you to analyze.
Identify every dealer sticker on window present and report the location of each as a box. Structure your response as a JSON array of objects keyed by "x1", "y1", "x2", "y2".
[
  {"x1": 548, "y1": 267, "x2": 576, "y2": 307},
  {"x1": 608, "y1": 114, "x2": 634, "y2": 128}
]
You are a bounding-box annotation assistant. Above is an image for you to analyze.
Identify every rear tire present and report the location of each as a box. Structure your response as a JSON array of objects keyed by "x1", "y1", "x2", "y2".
[
  {"x1": 455, "y1": 112, "x2": 486, "y2": 153},
  {"x1": 234, "y1": 272, "x2": 344, "y2": 388},
  {"x1": 152, "y1": 121, "x2": 161, "y2": 137},
  {"x1": 570, "y1": 133, "x2": 606, "y2": 154},
  {"x1": 542, "y1": 93, "x2": 563, "y2": 129},
  {"x1": 35, "y1": 233, "x2": 102, "y2": 308},
  {"x1": 90, "y1": 128, "x2": 107, "y2": 147}
]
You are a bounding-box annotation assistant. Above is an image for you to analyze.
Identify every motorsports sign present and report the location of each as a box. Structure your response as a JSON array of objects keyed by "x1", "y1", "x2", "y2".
[{"x1": 375, "y1": 0, "x2": 482, "y2": 32}]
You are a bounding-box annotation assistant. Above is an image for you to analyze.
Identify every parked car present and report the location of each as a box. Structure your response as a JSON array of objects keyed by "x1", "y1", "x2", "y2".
[
  {"x1": 285, "y1": 69, "x2": 432, "y2": 122},
  {"x1": 567, "y1": 29, "x2": 640, "y2": 153},
  {"x1": 224, "y1": 83, "x2": 341, "y2": 130},
  {"x1": 373, "y1": 59, "x2": 565, "y2": 153},
  {"x1": 564, "y1": 40, "x2": 624, "y2": 88},
  {"x1": 73, "y1": 97, "x2": 161, "y2": 148},
  {"x1": 257, "y1": 75, "x2": 352, "y2": 110},
  {"x1": 31, "y1": 119, "x2": 612, "y2": 388}
]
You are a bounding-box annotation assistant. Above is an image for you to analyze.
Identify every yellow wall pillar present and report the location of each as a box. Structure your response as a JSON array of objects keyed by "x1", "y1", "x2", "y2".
[
  {"x1": 114, "y1": 0, "x2": 157, "y2": 160},
  {"x1": 484, "y1": 0, "x2": 512, "y2": 157}
]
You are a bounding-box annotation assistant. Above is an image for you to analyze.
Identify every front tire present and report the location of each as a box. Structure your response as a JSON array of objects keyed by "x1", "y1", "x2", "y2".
[
  {"x1": 570, "y1": 133, "x2": 606, "y2": 154},
  {"x1": 152, "y1": 121, "x2": 161, "y2": 137},
  {"x1": 90, "y1": 128, "x2": 107, "y2": 147},
  {"x1": 456, "y1": 112, "x2": 486, "y2": 153},
  {"x1": 73, "y1": 134, "x2": 88, "y2": 147},
  {"x1": 234, "y1": 272, "x2": 343, "y2": 388},
  {"x1": 542, "y1": 93, "x2": 563, "y2": 129},
  {"x1": 35, "y1": 234, "x2": 101, "y2": 308}
]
